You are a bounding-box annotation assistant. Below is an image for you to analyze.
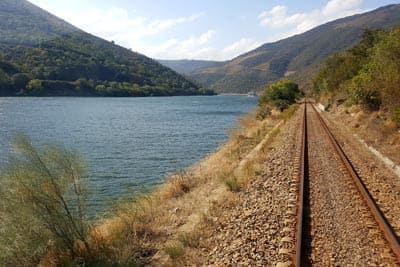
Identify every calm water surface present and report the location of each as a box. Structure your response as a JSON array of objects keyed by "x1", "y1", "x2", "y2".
[{"x1": 0, "y1": 96, "x2": 256, "y2": 215}]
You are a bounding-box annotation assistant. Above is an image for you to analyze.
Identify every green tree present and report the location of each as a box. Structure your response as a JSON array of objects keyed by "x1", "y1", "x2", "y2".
[
  {"x1": 312, "y1": 26, "x2": 400, "y2": 126},
  {"x1": 26, "y1": 79, "x2": 43, "y2": 95},
  {"x1": 347, "y1": 70, "x2": 381, "y2": 110},
  {"x1": 367, "y1": 27, "x2": 400, "y2": 113},
  {"x1": 259, "y1": 78, "x2": 301, "y2": 111},
  {"x1": 95, "y1": 84, "x2": 106, "y2": 92},
  {"x1": 313, "y1": 29, "x2": 382, "y2": 95}
]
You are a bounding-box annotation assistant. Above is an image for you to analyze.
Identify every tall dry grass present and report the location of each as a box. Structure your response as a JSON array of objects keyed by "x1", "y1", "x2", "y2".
[
  {"x1": 0, "y1": 136, "x2": 92, "y2": 266},
  {"x1": 82, "y1": 111, "x2": 280, "y2": 264}
]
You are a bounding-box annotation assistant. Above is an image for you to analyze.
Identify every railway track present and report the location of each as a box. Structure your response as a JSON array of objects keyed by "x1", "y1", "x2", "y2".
[{"x1": 280, "y1": 102, "x2": 400, "y2": 266}]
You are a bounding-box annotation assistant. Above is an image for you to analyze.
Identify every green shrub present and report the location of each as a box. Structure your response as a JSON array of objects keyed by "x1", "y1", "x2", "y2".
[
  {"x1": 0, "y1": 136, "x2": 91, "y2": 265},
  {"x1": 256, "y1": 105, "x2": 272, "y2": 120},
  {"x1": 258, "y1": 78, "x2": 301, "y2": 111},
  {"x1": 26, "y1": 79, "x2": 43, "y2": 94},
  {"x1": 348, "y1": 71, "x2": 381, "y2": 110}
]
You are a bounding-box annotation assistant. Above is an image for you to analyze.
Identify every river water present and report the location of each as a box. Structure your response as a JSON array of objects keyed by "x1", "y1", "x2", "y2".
[{"x1": 0, "y1": 95, "x2": 256, "y2": 215}]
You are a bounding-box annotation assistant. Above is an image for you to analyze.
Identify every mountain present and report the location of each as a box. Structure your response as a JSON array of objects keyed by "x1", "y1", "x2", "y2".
[
  {"x1": 158, "y1": 59, "x2": 222, "y2": 75},
  {"x1": 187, "y1": 4, "x2": 400, "y2": 93},
  {"x1": 0, "y1": 0, "x2": 213, "y2": 96}
]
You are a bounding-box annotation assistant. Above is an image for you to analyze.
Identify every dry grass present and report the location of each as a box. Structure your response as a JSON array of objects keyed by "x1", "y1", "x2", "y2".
[
  {"x1": 328, "y1": 102, "x2": 400, "y2": 164},
  {"x1": 238, "y1": 160, "x2": 256, "y2": 183},
  {"x1": 163, "y1": 241, "x2": 185, "y2": 259},
  {"x1": 243, "y1": 158, "x2": 257, "y2": 175},
  {"x1": 224, "y1": 177, "x2": 241, "y2": 192},
  {"x1": 178, "y1": 231, "x2": 201, "y2": 248},
  {"x1": 280, "y1": 104, "x2": 299, "y2": 122},
  {"x1": 381, "y1": 120, "x2": 398, "y2": 137},
  {"x1": 160, "y1": 171, "x2": 194, "y2": 199},
  {"x1": 59, "y1": 110, "x2": 287, "y2": 266}
]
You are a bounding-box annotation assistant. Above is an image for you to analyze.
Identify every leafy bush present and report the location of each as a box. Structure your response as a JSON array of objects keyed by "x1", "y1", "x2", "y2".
[
  {"x1": 0, "y1": 136, "x2": 91, "y2": 265},
  {"x1": 256, "y1": 106, "x2": 271, "y2": 120},
  {"x1": 347, "y1": 71, "x2": 381, "y2": 110},
  {"x1": 258, "y1": 78, "x2": 301, "y2": 111}
]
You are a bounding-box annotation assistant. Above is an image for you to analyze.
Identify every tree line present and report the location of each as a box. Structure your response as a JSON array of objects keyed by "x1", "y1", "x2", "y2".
[
  {"x1": 313, "y1": 27, "x2": 400, "y2": 126},
  {"x1": 0, "y1": 33, "x2": 214, "y2": 96}
]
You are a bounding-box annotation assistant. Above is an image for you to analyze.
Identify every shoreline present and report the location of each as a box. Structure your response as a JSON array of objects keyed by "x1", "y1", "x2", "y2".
[{"x1": 85, "y1": 106, "x2": 296, "y2": 266}]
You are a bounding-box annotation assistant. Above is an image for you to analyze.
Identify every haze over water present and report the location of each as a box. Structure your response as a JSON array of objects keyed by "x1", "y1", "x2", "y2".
[{"x1": 0, "y1": 95, "x2": 256, "y2": 215}]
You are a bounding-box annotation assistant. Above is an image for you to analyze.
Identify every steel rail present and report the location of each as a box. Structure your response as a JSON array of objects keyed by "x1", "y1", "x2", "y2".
[
  {"x1": 310, "y1": 103, "x2": 400, "y2": 262},
  {"x1": 294, "y1": 101, "x2": 307, "y2": 267}
]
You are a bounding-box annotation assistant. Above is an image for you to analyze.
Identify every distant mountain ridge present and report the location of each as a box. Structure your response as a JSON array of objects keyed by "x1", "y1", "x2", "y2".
[
  {"x1": 158, "y1": 60, "x2": 222, "y2": 75},
  {"x1": 0, "y1": 0, "x2": 212, "y2": 96},
  {"x1": 174, "y1": 4, "x2": 400, "y2": 93}
]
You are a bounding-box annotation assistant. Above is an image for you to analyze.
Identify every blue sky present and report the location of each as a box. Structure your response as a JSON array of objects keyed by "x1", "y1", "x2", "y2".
[{"x1": 29, "y1": 0, "x2": 398, "y2": 60}]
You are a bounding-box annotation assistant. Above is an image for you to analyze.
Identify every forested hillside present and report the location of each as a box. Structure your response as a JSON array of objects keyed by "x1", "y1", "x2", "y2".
[
  {"x1": 0, "y1": 0, "x2": 213, "y2": 96},
  {"x1": 313, "y1": 26, "x2": 400, "y2": 126}
]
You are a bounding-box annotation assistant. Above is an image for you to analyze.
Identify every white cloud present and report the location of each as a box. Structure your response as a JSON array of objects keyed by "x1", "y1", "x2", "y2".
[
  {"x1": 63, "y1": 7, "x2": 203, "y2": 44},
  {"x1": 54, "y1": 7, "x2": 222, "y2": 59},
  {"x1": 149, "y1": 13, "x2": 202, "y2": 33},
  {"x1": 322, "y1": 0, "x2": 363, "y2": 17},
  {"x1": 222, "y1": 38, "x2": 261, "y2": 58},
  {"x1": 139, "y1": 30, "x2": 217, "y2": 60},
  {"x1": 258, "y1": 0, "x2": 365, "y2": 41},
  {"x1": 143, "y1": 34, "x2": 262, "y2": 61}
]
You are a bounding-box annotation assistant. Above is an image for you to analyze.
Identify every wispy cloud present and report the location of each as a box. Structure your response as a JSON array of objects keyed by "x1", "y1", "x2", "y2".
[
  {"x1": 58, "y1": 7, "x2": 218, "y2": 59},
  {"x1": 143, "y1": 34, "x2": 261, "y2": 61},
  {"x1": 258, "y1": 0, "x2": 365, "y2": 41},
  {"x1": 64, "y1": 7, "x2": 203, "y2": 43},
  {"x1": 139, "y1": 30, "x2": 217, "y2": 60},
  {"x1": 222, "y1": 38, "x2": 261, "y2": 59}
]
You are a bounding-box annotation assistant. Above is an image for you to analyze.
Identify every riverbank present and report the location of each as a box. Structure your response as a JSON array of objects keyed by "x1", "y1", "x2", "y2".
[
  {"x1": 51, "y1": 105, "x2": 297, "y2": 266},
  {"x1": 34, "y1": 99, "x2": 400, "y2": 265},
  {"x1": 0, "y1": 96, "x2": 257, "y2": 217}
]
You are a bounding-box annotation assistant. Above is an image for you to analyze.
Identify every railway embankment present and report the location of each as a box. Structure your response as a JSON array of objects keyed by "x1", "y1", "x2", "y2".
[
  {"x1": 35, "y1": 100, "x2": 400, "y2": 266},
  {"x1": 86, "y1": 107, "x2": 296, "y2": 266},
  {"x1": 177, "y1": 101, "x2": 400, "y2": 266}
]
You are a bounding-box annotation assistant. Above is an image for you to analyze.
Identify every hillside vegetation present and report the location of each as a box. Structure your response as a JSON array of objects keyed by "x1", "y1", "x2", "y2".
[
  {"x1": 0, "y1": 0, "x2": 213, "y2": 96},
  {"x1": 184, "y1": 5, "x2": 400, "y2": 93},
  {"x1": 158, "y1": 59, "x2": 222, "y2": 75},
  {"x1": 313, "y1": 26, "x2": 400, "y2": 127},
  {"x1": 256, "y1": 79, "x2": 302, "y2": 120}
]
